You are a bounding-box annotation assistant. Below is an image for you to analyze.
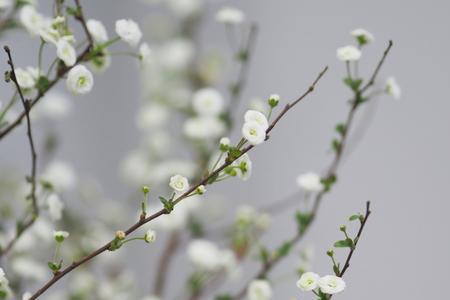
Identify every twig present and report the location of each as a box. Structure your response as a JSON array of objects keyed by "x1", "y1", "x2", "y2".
[
  {"x1": 27, "y1": 66, "x2": 328, "y2": 300},
  {"x1": 230, "y1": 42, "x2": 393, "y2": 300},
  {"x1": 73, "y1": 0, "x2": 94, "y2": 47},
  {"x1": 0, "y1": 46, "x2": 39, "y2": 257},
  {"x1": 152, "y1": 232, "x2": 181, "y2": 296},
  {"x1": 360, "y1": 40, "x2": 393, "y2": 93}
]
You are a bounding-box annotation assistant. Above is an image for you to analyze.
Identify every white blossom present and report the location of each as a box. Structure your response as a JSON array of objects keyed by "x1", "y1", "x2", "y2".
[
  {"x1": 318, "y1": 275, "x2": 346, "y2": 294},
  {"x1": 296, "y1": 172, "x2": 323, "y2": 192},
  {"x1": 53, "y1": 230, "x2": 69, "y2": 242},
  {"x1": 216, "y1": 7, "x2": 245, "y2": 24},
  {"x1": 11, "y1": 258, "x2": 47, "y2": 281},
  {"x1": 192, "y1": 88, "x2": 224, "y2": 116},
  {"x1": 15, "y1": 68, "x2": 36, "y2": 89},
  {"x1": 235, "y1": 205, "x2": 256, "y2": 224},
  {"x1": 57, "y1": 39, "x2": 76, "y2": 67},
  {"x1": 37, "y1": 91, "x2": 72, "y2": 120},
  {"x1": 187, "y1": 239, "x2": 223, "y2": 272},
  {"x1": 139, "y1": 43, "x2": 153, "y2": 65},
  {"x1": 296, "y1": 272, "x2": 320, "y2": 291},
  {"x1": 169, "y1": 174, "x2": 189, "y2": 193},
  {"x1": 87, "y1": 19, "x2": 109, "y2": 43},
  {"x1": 220, "y1": 137, "x2": 230, "y2": 148},
  {"x1": 336, "y1": 45, "x2": 362, "y2": 62},
  {"x1": 39, "y1": 22, "x2": 60, "y2": 45},
  {"x1": 66, "y1": 65, "x2": 94, "y2": 95},
  {"x1": 47, "y1": 193, "x2": 64, "y2": 221},
  {"x1": 22, "y1": 292, "x2": 32, "y2": 300},
  {"x1": 160, "y1": 38, "x2": 195, "y2": 70},
  {"x1": 184, "y1": 117, "x2": 226, "y2": 140},
  {"x1": 166, "y1": 0, "x2": 203, "y2": 17},
  {"x1": 136, "y1": 103, "x2": 169, "y2": 130},
  {"x1": 42, "y1": 160, "x2": 77, "y2": 191},
  {"x1": 351, "y1": 28, "x2": 375, "y2": 45},
  {"x1": 247, "y1": 279, "x2": 272, "y2": 300},
  {"x1": 20, "y1": 5, "x2": 44, "y2": 36},
  {"x1": 385, "y1": 76, "x2": 401, "y2": 99},
  {"x1": 115, "y1": 19, "x2": 142, "y2": 47},
  {"x1": 144, "y1": 229, "x2": 156, "y2": 243},
  {"x1": 244, "y1": 110, "x2": 269, "y2": 130},
  {"x1": 242, "y1": 121, "x2": 266, "y2": 145},
  {"x1": 0, "y1": 267, "x2": 8, "y2": 288}
]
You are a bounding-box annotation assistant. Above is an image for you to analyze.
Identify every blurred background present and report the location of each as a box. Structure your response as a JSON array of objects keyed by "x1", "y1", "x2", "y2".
[{"x1": 0, "y1": 0, "x2": 449, "y2": 299}]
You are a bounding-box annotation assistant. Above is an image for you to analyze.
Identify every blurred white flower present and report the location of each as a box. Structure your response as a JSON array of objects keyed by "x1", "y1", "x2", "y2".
[
  {"x1": 160, "y1": 38, "x2": 195, "y2": 70},
  {"x1": 166, "y1": 0, "x2": 203, "y2": 17},
  {"x1": 192, "y1": 88, "x2": 224, "y2": 116},
  {"x1": 336, "y1": 45, "x2": 361, "y2": 61},
  {"x1": 169, "y1": 174, "x2": 189, "y2": 193},
  {"x1": 22, "y1": 292, "x2": 32, "y2": 300},
  {"x1": 87, "y1": 19, "x2": 109, "y2": 43},
  {"x1": 234, "y1": 153, "x2": 252, "y2": 180},
  {"x1": 53, "y1": 230, "x2": 69, "y2": 242},
  {"x1": 15, "y1": 68, "x2": 35, "y2": 89},
  {"x1": 20, "y1": 5, "x2": 44, "y2": 36},
  {"x1": 66, "y1": 65, "x2": 94, "y2": 95},
  {"x1": 115, "y1": 19, "x2": 142, "y2": 47},
  {"x1": 39, "y1": 22, "x2": 60, "y2": 45},
  {"x1": 236, "y1": 205, "x2": 256, "y2": 224},
  {"x1": 144, "y1": 229, "x2": 157, "y2": 243},
  {"x1": 351, "y1": 28, "x2": 374, "y2": 45},
  {"x1": 255, "y1": 212, "x2": 272, "y2": 230},
  {"x1": 242, "y1": 120, "x2": 266, "y2": 145},
  {"x1": 216, "y1": 7, "x2": 245, "y2": 24},
  {"x1": 0, "y1": 267, "x2": 8, "y2": 287},
  {"x1": 244, "y1": 110, "x2": 269, "y2": 130},
  {"x1": 136, "y1": 103, "x2": 169, "y2": 130},
  {"x1": 89, "y1": 50, "x2": 111, "y2": 73},
  {"x1": 296, "y1": 272, "x2": 320, "y2": 291},
  {"x1": 187, "y1": 239, "x2": 223, "y2": 271},
  {"x1": 141, "y1": 296, "x2": 161, "y2": 300},
  {"x1": 11, "y1": 257, "x2": 47, "y2": 281},
  {"x1": 139, "y1": 43, "x2": 153, "y2": 65},
  {"x1": 385, "y1": 76, "x2": 401, "y2": 100},
  {"x1": 37, "y1": 91, "x2": 72, "y2": 120},
  {"x1": 57, "y1": 39, "x2": 76, "y2": 67},
  {"x1": 247, "y1": 279, "x2": 272, "y2": 300},
  {"x1": 296, "y1": 172, "x2": 323, "y2": 192},
  {"x1": 184, "y1": 117, "x2": 226, "y2": 140},
  {"x1": 151, "y1": 159, "x2": 197, "y2": 184},
  {"x1": 42, "y1": 160, "x2": 77, "y2": 191},
  {"x1": 318, "y1": 275, "x2": 346, "y2": 294},
  {"x1": 121, "y1": 149, "x2": 151, "y2": 186},
  {"x1": 47, "y1": 193, "x2": 64, "y2": 221}
]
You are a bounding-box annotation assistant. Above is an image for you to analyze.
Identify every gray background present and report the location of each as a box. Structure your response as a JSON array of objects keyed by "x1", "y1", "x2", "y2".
[{"x1": 1, "y1": 0, "x2": 449, "y2": 299}]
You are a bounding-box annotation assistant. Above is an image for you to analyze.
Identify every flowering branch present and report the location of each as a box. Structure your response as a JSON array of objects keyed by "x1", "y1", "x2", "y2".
[
  {"x1": 0, "y1": 0, "x2": 94, "y2": 141},
  {"x1": 0, "y1": 45, "x2": 39, "y2": 257},
  {"x1": 27, "y1": 66, "x2": 328, "y2": 300},
  {"x1": 229, "y1": 41, "x2": 393, "y2": 300}
]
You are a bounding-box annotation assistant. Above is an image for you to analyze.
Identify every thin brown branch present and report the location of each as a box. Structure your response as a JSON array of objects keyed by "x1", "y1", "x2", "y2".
[
  {"x1": 230, "y1": 42, "x2": 393, "y2": 300},
  {"x1": 27, "y1": 66, "x2": 328, "y2": 300},
  {"x1": 152, "y1": 232, "x2": 181, "y2": 296},
  {"x1": 73, "y1": 0, "x2": 94, "y2": 47},
  {"x1": 0, "y1": 46, "x2": 39, "y2": 257},
  {"x1": 360, "y1": 40, "x2": 393, "y2": 93}
]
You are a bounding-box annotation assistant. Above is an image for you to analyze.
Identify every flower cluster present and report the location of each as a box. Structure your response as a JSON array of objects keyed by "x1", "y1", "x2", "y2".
[
  {"x1": 297, "y1": 272, "x2": 346, "y2": 295},
  {"x1": 242, "y1": 110, "x2": 269, "y2": 145},
  {"x1": 187, "y1": 239, "x2": 237, "y2": 275}
]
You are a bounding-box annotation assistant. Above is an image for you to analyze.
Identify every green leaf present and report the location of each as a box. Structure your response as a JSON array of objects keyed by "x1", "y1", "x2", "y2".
[
  {"x1": 259, "y1": 246, "x2": 270, "y2": 264},
  {"x1": 215, "y1": 295, "x2": 232, "y2": 300},
  {"x1": 275, "y1": 241, "x2": 292, "y2": 258},
  {"x1": 227, "y1": 147, "x2": 241, "y2": 162},
  {"x1": 349, "y1": 214, "x2": 361, "y2": 221},
  {"x1": 331, "y1": 139, "x2": 341, "y2": 153},
  {"x1": 36, "y1": 76, "x2": 50, "y2": 93},
  {"x1": 295, "y1": 211, "x2": 312, "y2": 234},
  {"x1": 47, "y1": 261, "x2": 62, "y2": 272},
  {"x1": 66, "y1": 6, "x2": 81, "y2": 17},
  {"x1": 335, "y1": 123, "x2": 346, "y2": 136},
  {"x1": 343, "y1": 77, "x2": 363, "y2": 92},
  {"x1": 334, "y1": 238, "x2": 354, "y2": 248},
  {"x1": 321, "y1": 175, "x2": 337, "y2": 192},
  {"x1": 159, "y1": 196, "x2": 174, "y2": 213}
]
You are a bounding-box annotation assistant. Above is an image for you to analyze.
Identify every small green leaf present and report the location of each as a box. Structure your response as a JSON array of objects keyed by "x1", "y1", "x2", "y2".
[
  {"x1": 259, "y1": 246, "x2": 270, "y2": 264},
  {"x1": 343, "y1": 77, "x2": 363, "y2": 92},
  {"x1": 215, "y1": 295, "x2": 232, "y2": 300},
  {"x1": 36, "y1": 76, "x2": 50, "y2": 93},
  {"x1": 275, "y1": 241, "x2": 292, "y2": 258},
  {"x1": 295, "y1": 211, "x2": 312, "y2": 234},
  {"x1": 47, "y1": 261, "x2": 62, "y2": 272},
  {"x1": 66, "y1": 6, "x2": 81, "y2": 17},
  {"x1": 335, "y1": 123, "x2": 346, "y2": 136},
  {"x1": 349, "y1": 214, "x2": 361, "y2": 221},
  {"x1": 159, "y1": 196, "x2": 174, "y2": 212},
  {"x1": 333, "y1": 264, "x2": 341, "y2": 276},
  {"x1": 334, "y1": 238, "x2": 354, "y2": 248}
]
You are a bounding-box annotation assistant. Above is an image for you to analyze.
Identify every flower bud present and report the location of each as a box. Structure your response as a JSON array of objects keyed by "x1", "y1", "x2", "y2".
[
  {"x1": 268, "y1": 94, "x2": 280, "y2": 108},
  {"x1": 196, "y1": 185, "x2": 206, "y2": 195},
  {"x1": 115, "y1": 230, "x2": 126, "y2": 240}
]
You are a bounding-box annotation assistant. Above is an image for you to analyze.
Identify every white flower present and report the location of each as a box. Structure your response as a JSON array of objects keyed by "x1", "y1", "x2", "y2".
[
  {"x1": 216, "y1": 7, "x2": 245, "y2": 24},
  {"x1": 247, "y1": 279, "x2": 272, "y2": 300},
  {"x1": 47, "y1": 193, "x2": 64, "y2": 221},
  {"x1": 139, "y1": 43, "x2": 153, "y2": 65},
  {"x1": 187, "y1": 239, "x2": 222, "y2": 271},
  {"x1": 196, "y1": 185, "x2": 206, "y2": 195},
  {"x1": 57, "y1": 39, "x2": 76, "y2": 67},
  {"x1": 318, "y1": 275, "x2": 346, "y2": 295},
  {"x1": 66, "y1": 65, "x2": 94, "y2": 95},
  {"x1": 244, "y1": 110, "x2": 269, "y2": 130},
  {"x1": 242, "y1": 121, "x2": 266, "y2": 145},
  {"x1": 192, "y1": 88, "x2": 224, "y2": 116},
  {"x1": 53, "y1": 230, "x2": 69, "y2": 242},
  {"x1": 11, "y1": 258, "x2": 47, "y2": 281},
  {"x1": 159, "y1": 38, "x2": 195, "y2": 70},
  {"x1": 0, "y1": 267, "x2": 8, "y2": 287},
  {"x1": 351, "y1": 28, "x2": 375, "y2": 45},
  {"x1": 87, "y1": 19, "x2": 108, "y2": 43},
  {"x1": 166, "y1": 0, "x2": 203, "y2": 17},
  {"x1": 136, "y1": 103, "x2": 169, "y2": 130},
  {"x1": 385, "y1": 76, "x2": 401, "y2": 100},
  {"x1": 115, "y1": 19, "x2": 142, "y2": 47},
  {"x1": 15, "y1": 68, "x2": 36, "y2": 89},
  {"x1": 235, "y1": 205, "x2": 256, "y2": 224},
  {"x1": 336, "y1": 45, "x2": 362, "y2": 62},
  {"x1": 296, "y1": 172, "x2": 323, "y2": 192},
  {"x1": 249, "y1": 97, "x2": 269, "y2": 115},
  {"x1": 296, "y1": 272, "x2": 320, "y2": 291},
  {"x1": 169, "y1": 174, "x2": 189, "y2": 193},
  {"x1": 39, "y1": 23, "x2": 60, "y2": 45},
  {"x1": 37, "y1": 91, "x2": 72, "y2": 120},
  {"x1": 184, "y1": 117, "x2": 226, "y2": 140},
  {"x1": 42, "y1": 160, "x2": 77, "y2": 191},
  {"x1": 220, "y1": 137, "x2": 230, "y2": 149},
  {"x1": 20, "y1": 5, "x2": 44, "y2": 36},
  {"x1": 144, "y1": 229, "x2": 156, "y2": 243},
  {"x1": 22, "y1": 292, "x2": 32, "y2": 300},
  {"x1": 255, "y1": 213, "x2": 272, "y2": 230},
  {"x1": 233, "y1": 153, "x2": 252, "y2": 180}
]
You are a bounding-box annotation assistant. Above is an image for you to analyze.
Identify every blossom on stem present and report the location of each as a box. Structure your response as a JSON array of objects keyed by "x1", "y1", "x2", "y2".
[
  {"x1": 318, "y1": 275, "x2": 346, "y2": 294},
  {"x1": 53, "y1": 230, "x2": 69, "y2": 243},
  {"x1": 351, "y1": 28, "x2": 375, "y2": 46},
  {"x1": 144, "y1": 229, "x2": 156, "y2": 243},
  {"x1": 296, "y1": 172, "x2": 323, "y2": 192},
  {"x1": 66, "y1": 65, "x2": 94, "y2": 95},
  {"x1": 336, "y1": 45, "x2": 362, "y2": 61},
  {"x1": 244, "y1": 110, "x2": 269, "y2": 130},
  {"x1": 296, "y1": 272, "x2": 320, "y2": 291},
  {"x1": 57, "y1": 39, "x2": 76, "y2": 67},
  {"x1": 216, "y1": 7, "x2": 245, "y2": 24},
  {"x1": 87, "y1": 19, "x2": 109, "y2": 43},
  {"x1": 15, "y1": 68, "x2": 36, "y2": 89},
  {"x1": 192, "y1": 88, "x2": 224, "y2": 116},
  {"x1": 247, "y1": 279, "x2": 272, "y2": 300},
  {"x1": 115, "y1": 19, "x2": 142, "y2": 47},
  {"x1": 385, "y1": 76, "x2": 401, "y2": 99},
  {"x1": 20, "y1": 5, "x2": 44, "y2": 36},
  {"x1": 242, "y1": 121, "x2": 266, "y2": 145},
  {"x1": 169, "y1": 174, "x2": 189, "y2": 193}
]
